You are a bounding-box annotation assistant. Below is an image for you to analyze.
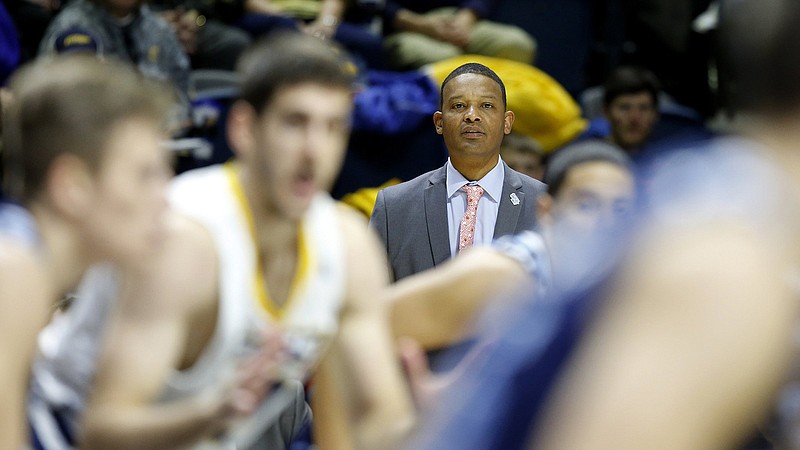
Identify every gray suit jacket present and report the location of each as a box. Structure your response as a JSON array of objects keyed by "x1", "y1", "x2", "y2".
[{"x1": 370, "y1": 162, "x2": 546, "y2": 281}]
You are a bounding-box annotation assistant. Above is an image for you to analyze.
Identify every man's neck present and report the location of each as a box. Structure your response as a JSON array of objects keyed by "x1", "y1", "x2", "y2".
[
  {"x1": 451, "y1": 155, "x2": 500, "y2": 181},
  {"x1": 29, "y1": 203, "x2": 91, "y2": 298},
  {"x1": 239, "y1": 170, "x2": 299, "y2": 256}
]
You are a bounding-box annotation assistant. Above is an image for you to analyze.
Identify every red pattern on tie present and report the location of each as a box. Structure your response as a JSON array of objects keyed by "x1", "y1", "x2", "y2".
[{"x1": 459, "y1": 184, "x2": 485, "y2": 251}]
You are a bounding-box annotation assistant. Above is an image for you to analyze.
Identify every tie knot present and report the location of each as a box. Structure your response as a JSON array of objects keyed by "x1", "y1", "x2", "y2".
[{"x1": 462, "y1": 184, "x2": 484, "y2": 201}]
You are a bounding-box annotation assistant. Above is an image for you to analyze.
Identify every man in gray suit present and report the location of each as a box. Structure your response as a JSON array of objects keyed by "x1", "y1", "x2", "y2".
[{"x1": 370, "y1": 62, "x2": 546, "y2": 282}]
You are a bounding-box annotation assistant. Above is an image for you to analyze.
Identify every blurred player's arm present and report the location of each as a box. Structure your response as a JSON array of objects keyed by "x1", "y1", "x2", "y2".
[
  {"x1": 530, "y1": 222, "x2": 798, "y2": 450},
  {"x1": 79, "y1": 213, "x2": 268, "y2": 450},
  {"x1": 386, "y1": 247, "x2": 531, "y2": 350},
  {"x1": 0, "y1": 241, "x2": 51, "y2": 449},
  {"x1": 313, "y1": 207, "x2": 416, "y2": 450}
]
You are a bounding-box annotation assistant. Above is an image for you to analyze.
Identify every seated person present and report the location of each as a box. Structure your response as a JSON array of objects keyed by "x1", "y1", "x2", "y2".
[
  {"x1": 499, "y1": 132, "x2": 545, "y2": 181},
  {"x1": 583, "y1": 65, "x2": 661, "y2": 159},
  {"x1": 150, "y1": 0, "x2": 252, "y2": 71},
  {"x1": 39, "y1": 0, "x2": 191, "y2": 101},
  {"x1": 234, "y1": 0, "x2": 387, "y2": 69},
  {"x1": 381, "y1": 0, "x2": 536, "y2": 70}
]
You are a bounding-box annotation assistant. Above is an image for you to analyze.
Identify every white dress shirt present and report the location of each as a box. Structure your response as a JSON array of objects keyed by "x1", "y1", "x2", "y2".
[{"x1": 446, "y1": 157, "x2": 505, "y2": 256}]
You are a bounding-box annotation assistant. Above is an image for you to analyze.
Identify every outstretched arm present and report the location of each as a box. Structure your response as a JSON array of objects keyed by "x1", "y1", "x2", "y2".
[
  {"x1": 313, "y1": 206, "x2": 416, "y2": 450},
  {"x1": 386, "y1": 246, "x2": 531, "y2": 350}
]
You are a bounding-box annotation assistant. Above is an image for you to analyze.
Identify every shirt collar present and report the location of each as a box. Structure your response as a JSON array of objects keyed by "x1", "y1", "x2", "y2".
[{"x1": 446, "y1": 157, "x2": 505, "y2": 202}]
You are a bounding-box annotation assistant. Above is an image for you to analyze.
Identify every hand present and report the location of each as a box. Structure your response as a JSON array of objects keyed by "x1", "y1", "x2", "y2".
[
  {"x1": 415, "y1": 15, "x2": 454, "y2": 43},
  {"x1": 444, "y1": 9, "x2": 477, "y2": 49},
  {"x1": 397, "y1": 337, "x2": 451, "y2": 412},
  {"x1": 302, "y1": 18, "x2": 338, "y2": 41},
  {"x1": 160, "y1": 8, "x2": 199, "y2": 55},
  {"x1": 206, "y1": 328, "x2": 287, "y2": 434},
  {"x1": 414, "y1": 14, "x2": 471, "y2": 49},
  {"x1": 398, "y1": 336, "x2": 491, "y2": 412}
]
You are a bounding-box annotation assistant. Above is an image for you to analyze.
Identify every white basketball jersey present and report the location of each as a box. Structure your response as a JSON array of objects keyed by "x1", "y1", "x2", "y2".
[{"x1": 165, "y1": 162, "x2": 348, "y2": 448}]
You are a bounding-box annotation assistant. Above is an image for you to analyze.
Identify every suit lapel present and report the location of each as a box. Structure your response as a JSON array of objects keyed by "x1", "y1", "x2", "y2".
[
  {"x1": 494, "y1": 163, "x2": 525, "y2": 237},
  {"x1": 424, "y1": 167, "x2": 451, "y2": 266}
]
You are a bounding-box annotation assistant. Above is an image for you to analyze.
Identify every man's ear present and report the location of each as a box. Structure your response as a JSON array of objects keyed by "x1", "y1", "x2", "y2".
[
  {"x1": 536, "y1": 192, "x2": 554, "y2": 222},
  {"x1": 503, "y1": 110, "x2": 515, "y2": 134},
  {"x1": 227, "y1": 100, "x2": 258, "y2": 160},
  {"x1": 433, "y1": 111, "x2": 443, "y2": 135},
  {"x1": 46, "y1": 153, "x2": 94, "y2": 219}
]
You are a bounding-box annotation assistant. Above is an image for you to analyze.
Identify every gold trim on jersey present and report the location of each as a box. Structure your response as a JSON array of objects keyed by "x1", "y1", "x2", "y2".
[{"x1": 224, "y1": 162, "x2": 314, "y2": 320}]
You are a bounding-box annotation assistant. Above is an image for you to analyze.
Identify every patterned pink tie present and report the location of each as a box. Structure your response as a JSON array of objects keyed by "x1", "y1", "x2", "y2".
[{"x1": 459, "y1": 184, "x2": 485, "y2": 251}]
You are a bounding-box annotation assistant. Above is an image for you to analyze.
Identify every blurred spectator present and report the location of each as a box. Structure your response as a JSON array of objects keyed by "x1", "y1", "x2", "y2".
[
  {"x1": 601, "y1": 65, "x2": 661, "y2": 157},
  {"x1": 381, "y1": 0, "x2": 536, "y2": 70},
  {"x1": 252, "y1": 0, "x2": 388, "y2": 69},
  {"x1": 499, "y1": 132, "x2": 545, "y2": 181},
  {"x1": 39, "y1": 0, "x2": 191, "y2": 100},
  {"x1": 151, "y1": 0, "x2": 251, "y2": 71}
]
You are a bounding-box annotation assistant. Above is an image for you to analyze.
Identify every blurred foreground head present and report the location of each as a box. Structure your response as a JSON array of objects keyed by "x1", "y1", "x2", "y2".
[
  {"x1": 3, "y1": 54, "x2": 174, "y2": 264},
  {"x1": 228, "y1": 32, "x2": 357, "y2": 221},
  {"x1": 236, "y1": 31, "x2": 356, "y2": 116},
  {"x1": 539, "y1": 139, "x2": 635, "y2": 235},
  {"x1": 3, "y1": 54, "x2": 173, "y2": 203}
]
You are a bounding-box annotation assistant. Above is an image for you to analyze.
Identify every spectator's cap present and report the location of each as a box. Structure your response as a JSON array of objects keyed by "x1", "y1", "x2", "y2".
[
  {"x1": 54, "y1": 28, "x2": 98, "y2": 53},
  {"x1": 544, "y1": 139, "x2": 632, "y2": 196}
]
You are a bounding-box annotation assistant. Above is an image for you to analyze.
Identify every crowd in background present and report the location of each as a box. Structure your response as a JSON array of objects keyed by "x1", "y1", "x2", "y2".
[{"x1": 5, "y1": 0, "x2": 800, "y2": 449}]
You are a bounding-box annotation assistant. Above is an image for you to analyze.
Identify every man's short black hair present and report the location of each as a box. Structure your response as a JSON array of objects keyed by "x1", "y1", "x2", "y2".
[
  {"x1": 602, "y1": 66, "x2": 661, "y2": 108},
  {"x1": 440, "y1": 62, "x2": 507, "y2": 109}
]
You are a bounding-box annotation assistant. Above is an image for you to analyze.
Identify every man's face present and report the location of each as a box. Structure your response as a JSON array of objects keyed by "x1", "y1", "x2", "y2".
[
  {"x1": 81, "y1": 118, "x2": 170, "y2": 265},
  {"x1": 246, "y1": 83, "x2": 352, "y2": 221},
  {"x1": 605, "y1": 91, "x2": 658, "y2": 151},
  {"x1": 434, "y1": 73, "x2": 513, "y2": 162},
  {"x1": 550, "y1": 161, "x2": 635, "y2": 235}
]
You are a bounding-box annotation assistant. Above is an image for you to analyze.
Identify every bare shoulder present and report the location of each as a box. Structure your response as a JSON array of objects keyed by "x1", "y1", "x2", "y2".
[
  {"x1": 121, "y1": 209, "x2": 218, "y2": 318},
  {"x1": 0, "y1": 238, "x2": 50, "y2": 301},
  {"x1": 0, "y1": 237, "x2": 39, "y2": 277},
  {"x1": 0, "y1": 238, "x2": 51, "y2": 347},
  {"x1": 334, "y1": 203, "x2": 391, "y2": 309},
  {"x1": 335, "y1": 203, "x2": 383, "y2": 249}
]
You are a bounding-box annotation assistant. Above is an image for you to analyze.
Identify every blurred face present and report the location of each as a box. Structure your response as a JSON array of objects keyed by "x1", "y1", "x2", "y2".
[
  {"x1": 81, "y1": 118, "x2": 170, "y2": 265},
  {"x1": 501, "y1": 146, "x2": 545, "y2": 180},
  {"x1": 434, "y1": 73, "x2": 514, "y2": 162},
  {"x1": 605, "y1": 91, "x2": 658, "y2": 151},
  {"x1": 245, "y1": 83, "x2": 352, "y2": 221},
  {"x1": 550, "y1": 161, "x2": 635, "y2": 235}
]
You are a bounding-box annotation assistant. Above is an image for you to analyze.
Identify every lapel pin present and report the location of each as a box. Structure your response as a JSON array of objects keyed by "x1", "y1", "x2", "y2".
[{"x1": 509, "y1": 193, "x2": 520, "y2": 206}]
